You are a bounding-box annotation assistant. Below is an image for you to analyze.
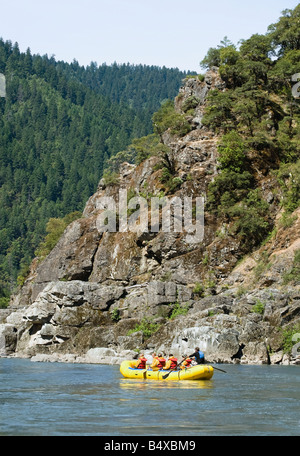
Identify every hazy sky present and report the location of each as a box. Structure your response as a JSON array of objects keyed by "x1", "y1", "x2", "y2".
[{"x1": 0, "y1": 0, "x2": 299, "y2": 71}]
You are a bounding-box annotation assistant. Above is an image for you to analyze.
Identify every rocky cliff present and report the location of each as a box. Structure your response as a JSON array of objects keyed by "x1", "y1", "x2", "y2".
[{"x1": 1, "y1": 69, "x2": 299, "y2": 365}]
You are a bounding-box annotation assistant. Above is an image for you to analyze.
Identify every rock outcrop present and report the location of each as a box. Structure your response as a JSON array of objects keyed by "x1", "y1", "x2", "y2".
[{"x1": 1, "y1": 69, "x2": 299, "y2": 365}]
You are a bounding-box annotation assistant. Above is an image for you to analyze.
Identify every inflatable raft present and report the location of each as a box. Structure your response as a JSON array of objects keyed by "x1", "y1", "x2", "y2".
[{"x1": 120, "y1": 360, "x2": 214, "y2": 381}]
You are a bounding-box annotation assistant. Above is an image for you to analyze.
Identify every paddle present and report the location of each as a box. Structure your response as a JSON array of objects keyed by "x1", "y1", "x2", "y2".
[
  {"x1": 211, "y1": 365, "x2": 227, "y2": 373},
  {"x1": 162, "y1": 357, "x2": 187, "y2": 380}
]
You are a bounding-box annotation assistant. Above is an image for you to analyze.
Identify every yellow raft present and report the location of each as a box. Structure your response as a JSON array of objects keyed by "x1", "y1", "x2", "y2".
[{"x1": 120, "y1": 360, "x2": 214, "y2": 381}]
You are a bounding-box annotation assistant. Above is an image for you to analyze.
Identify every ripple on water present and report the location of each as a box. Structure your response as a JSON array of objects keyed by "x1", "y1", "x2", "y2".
[{"x1": 0, "y1": 359, "x2": 299, "y2": 436}]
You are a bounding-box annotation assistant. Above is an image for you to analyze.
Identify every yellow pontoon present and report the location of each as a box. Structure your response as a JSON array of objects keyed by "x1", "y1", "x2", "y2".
[{"x1": 120, "y1": 360, "x2": 214, "y2": 381}]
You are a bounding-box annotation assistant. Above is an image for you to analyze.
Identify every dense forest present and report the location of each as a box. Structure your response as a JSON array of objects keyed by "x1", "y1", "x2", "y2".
[{"x1": 0, "y1": 43, "x2": 191, "y2": 304}]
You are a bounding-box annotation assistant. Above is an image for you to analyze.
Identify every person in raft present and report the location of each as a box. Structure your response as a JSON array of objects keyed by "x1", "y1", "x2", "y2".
[
  {"x1": 180, "y1": 354, "x2": 193, "y2": 369},
  {"x1": 150, "y1": 353, "x2": 166, "y2": 371},
  {"x1": 188, "y1": 347, "x2": 205, "y2": 364},
  {"x1": 163, "y1": 354, "x2": 178, "y2": 370},
  {"x1": 135, "y1": 353, "x2": 147, "y2": 369},
  {"x1": 145, "y1": 352, "x2": 156, "y2": 367}
]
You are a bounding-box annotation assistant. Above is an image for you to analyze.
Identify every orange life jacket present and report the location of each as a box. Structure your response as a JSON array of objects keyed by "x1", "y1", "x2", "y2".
[
  {"x1": 137, "y1": 357, "x2": 147, "y2": 369},
  {"x1": 157, "y1": 357, "x2": 166, "y2": 369},
  {"x1": 182, "y1": 357, "x2": 192, "y2": 368}
]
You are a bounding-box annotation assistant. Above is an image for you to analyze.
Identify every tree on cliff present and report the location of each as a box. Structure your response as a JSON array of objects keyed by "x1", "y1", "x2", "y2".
[{"x1": 201, "y1": 5, "x2": 300, "y2": 250}]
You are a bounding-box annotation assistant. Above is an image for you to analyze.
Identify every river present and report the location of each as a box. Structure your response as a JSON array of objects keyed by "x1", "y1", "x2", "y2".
[{"x1": 0, "y1": 358, "x2": 299, "y2": 436}]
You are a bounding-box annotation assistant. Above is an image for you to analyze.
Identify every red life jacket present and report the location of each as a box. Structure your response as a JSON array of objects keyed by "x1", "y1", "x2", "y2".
[
  {"x1": 184, "y1": 358, "x2": 192, "y2": 367},
  {"x1": 169, "y1": 357, "x2": 177, "y2": 369},
  {"x1": 137, "y1": 357, "x2": 147, "y2": 369},
  {"x1": 157, "y1": 357, "x2": 166, "y2": 369}
]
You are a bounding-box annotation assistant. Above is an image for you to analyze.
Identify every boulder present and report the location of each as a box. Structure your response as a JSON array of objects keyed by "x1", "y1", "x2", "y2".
[{"x1": 0, "y1": 324, "x2": 17, "y2": 355}]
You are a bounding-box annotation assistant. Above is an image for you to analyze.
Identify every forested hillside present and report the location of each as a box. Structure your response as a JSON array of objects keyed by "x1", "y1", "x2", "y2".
[
  {"x1": 0, "y1": 41, "x2": 191, "y2": 304},
  {"x1": 198, "y1": 6, "x2": 300, "y2": 250}
]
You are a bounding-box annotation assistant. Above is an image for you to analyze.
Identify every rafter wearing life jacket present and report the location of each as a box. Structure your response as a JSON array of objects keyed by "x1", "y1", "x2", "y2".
[
  {"x1": 180, "y1": 356, "x2": 192, "y2": 369},
  {"x1": 150, "y1": 355, "x2": 159, "y2": 371},
  {"x1": 163, "y1": 354, "x2": 178, "y2": 370},
  {"x1": 157, "y1": 355, "x2": 166, "y2": 369},
  {"x1": 136, "y1": 354, "x2": 147, "y2": 369},
  {"x1": 151, "y1": 353, "x2": 166, "y2": 370}
]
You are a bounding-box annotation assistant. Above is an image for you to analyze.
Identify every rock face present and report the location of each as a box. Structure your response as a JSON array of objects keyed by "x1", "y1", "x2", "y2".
[{"x1": 1, "y1": 70, "x2": 299, "y2": 365}]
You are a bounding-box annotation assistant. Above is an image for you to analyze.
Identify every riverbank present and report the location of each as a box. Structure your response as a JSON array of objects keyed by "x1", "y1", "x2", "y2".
[
  {"x1": 4, "y1": 282, "x2": 300, "y2": 365},
  {"x1": 2, "y1": 345, "x2": 300, "y2": 366},
  {"x1": 0, "y1": 347, "x2": 136, "y2": 365}
]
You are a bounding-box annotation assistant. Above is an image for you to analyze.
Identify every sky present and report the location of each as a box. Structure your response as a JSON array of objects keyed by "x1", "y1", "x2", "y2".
[{"x1": 0, "y1": 0, "x2": 299, "y2": 71}]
